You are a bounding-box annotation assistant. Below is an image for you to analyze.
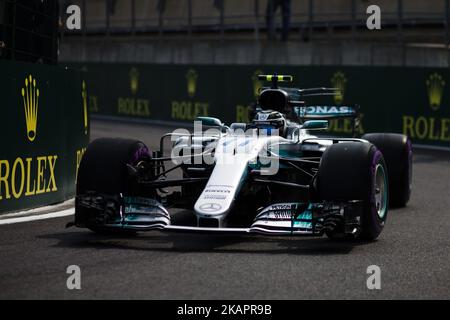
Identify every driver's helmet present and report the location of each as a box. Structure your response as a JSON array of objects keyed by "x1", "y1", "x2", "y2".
[{"x1": 251, "y1": 110, "x2": 287, "y2": 136}]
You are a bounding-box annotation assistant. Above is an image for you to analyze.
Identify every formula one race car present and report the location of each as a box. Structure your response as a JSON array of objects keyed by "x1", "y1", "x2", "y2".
[{"x1": 73, "y1": 75, "x2": 412, "y2": 240}]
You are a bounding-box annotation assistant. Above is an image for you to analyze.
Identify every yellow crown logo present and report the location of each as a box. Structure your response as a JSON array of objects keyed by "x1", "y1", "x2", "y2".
[
  {"x1": 252, "y1": 69, "x2": 264, "y2": 99},
  {"x1": 82, "y1": 81, "x2": 88, "y2": 135},
  {"x1": 21, "y1": 75, "x2": 39, "y2": 142},
  {"x1": 129, "y1": 67, "x2": 139, "y2": 95},
  {"x1": 426, "y1": 73, "x2": 445, "y2": 111},
  {"x1": 186, "y1": 69, "x2": 198, "y2": 98},
  {"x1": 331, "y1": 71, "x2": 347, "y2": 105}
]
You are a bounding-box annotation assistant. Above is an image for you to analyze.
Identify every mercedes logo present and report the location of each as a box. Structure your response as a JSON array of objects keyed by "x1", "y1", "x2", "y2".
[{"x1": 199, "y1": 203, "x2": 222, "y2": 212}]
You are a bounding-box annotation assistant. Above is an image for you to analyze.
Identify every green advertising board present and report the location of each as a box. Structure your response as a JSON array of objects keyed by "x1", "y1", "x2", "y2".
[
  {"x1": 0, "y1": 60, "x2": 90, "y2": 214},
  {"x1": 68, "y1": 63, "x2": 450, "y2": 148}
]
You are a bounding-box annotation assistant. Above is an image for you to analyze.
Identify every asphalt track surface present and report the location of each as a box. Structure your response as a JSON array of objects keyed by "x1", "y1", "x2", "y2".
[{"x1": 1, "y1": 117, "x2": 450, "y2": 299}]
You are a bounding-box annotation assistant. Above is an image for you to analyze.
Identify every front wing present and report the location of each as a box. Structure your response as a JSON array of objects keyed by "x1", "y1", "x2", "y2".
[{"x1": 75, "y1": 195, "x2": 363, "y2": 236}]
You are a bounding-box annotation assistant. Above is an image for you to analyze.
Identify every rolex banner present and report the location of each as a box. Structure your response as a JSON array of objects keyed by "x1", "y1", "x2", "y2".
[
  {"x1": 0, "y1": 60, "x2": 89, "y2": 214},
  {"x1": 71, "y1": 63, "x2": 449, "y2": 148}
]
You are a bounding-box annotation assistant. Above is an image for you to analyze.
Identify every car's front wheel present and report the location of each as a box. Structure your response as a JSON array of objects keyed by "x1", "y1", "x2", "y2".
[
  {"x1": 316, "y1": 142, "x2": 388, "y2": 241},
  {"x1": 75, "y1": 138, "x2": 153, "y2": 234}
]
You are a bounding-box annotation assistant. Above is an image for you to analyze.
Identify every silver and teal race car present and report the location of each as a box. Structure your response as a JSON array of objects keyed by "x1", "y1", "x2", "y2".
[{"x1": 73, "y1": 75, "x2": 412, "y2": 240}]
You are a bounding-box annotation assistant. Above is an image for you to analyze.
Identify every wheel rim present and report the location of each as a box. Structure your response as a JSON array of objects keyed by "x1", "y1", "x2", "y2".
[{"x1": 374, "y1": 164, "x2": 388, "y2": 219}]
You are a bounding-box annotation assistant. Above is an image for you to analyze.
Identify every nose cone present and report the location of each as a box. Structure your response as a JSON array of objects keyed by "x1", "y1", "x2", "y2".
[
  {"x1": 194, "y1": 135, "x2": 279, "y2": 223},
  {"x1": 194, "y1": 179, "x2": 239, "y2": 219},
  {"x1": 194, "y1": 160, "x2": 249, "y2": 221}
]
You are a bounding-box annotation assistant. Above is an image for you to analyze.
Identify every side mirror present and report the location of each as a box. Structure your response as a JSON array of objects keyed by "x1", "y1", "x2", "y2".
[
  {"x1": 302, "y1": 120, "x2": 329, "y2": 130},
  {"x1": 196, "y1": 116, "x2": 223, "y2": 127}
]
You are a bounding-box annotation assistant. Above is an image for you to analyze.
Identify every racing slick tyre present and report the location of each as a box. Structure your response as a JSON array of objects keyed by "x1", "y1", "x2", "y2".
[
  {"x1": 76, "y1": 138, "x2": 152, "y2": 234},
  {"x1": 362, "y1": 133, "x2": 412, "y2": 207},
  {"x1": 316, "y1": 143, "x2": 388, "y2": 241}
]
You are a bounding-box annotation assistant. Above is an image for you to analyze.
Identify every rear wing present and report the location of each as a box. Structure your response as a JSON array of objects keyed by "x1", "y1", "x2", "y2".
[
  {"x1": 294, "y1": 105, "x2": 360, "y2": 120},
  {"x1": 294, "y1": 105, "x2": 361, "y2": 137}
]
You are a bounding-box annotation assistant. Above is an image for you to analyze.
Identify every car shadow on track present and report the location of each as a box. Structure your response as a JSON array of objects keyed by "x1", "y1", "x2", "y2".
[{"x1": 39, "y1": 229, "x2": 375, "y2": 256}]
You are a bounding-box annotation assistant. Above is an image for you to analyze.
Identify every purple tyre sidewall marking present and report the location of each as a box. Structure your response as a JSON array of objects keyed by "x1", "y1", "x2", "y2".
[
  {"x1": 129, "y1": 144, "x2": 151, "y2": 166},
  {"x1": 406, "y1": 138, "x2": 413, "y2": 191},
  {"x1": 370, "y1": 148, "x2": 385, "y2": 223}
]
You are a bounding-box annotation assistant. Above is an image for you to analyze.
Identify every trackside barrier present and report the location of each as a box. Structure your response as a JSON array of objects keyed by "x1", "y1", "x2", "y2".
[
  {"x1": 68, "y1": 63, "x2": 449, "y2": 149},
  {"x1": 0, "y1": 60, "x2": 90, "y2": 214}
]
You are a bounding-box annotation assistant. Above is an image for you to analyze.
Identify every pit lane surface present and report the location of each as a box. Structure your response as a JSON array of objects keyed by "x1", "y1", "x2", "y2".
[{"x1": 1, "y1": 117, "x2": 449, "y2": 299}]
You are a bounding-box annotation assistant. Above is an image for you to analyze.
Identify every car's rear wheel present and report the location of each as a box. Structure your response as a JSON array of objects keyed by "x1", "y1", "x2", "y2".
[
  {"x1": 76, "y1": 138, "x2": 152, "y2": 234},
  {"x1": 362, "y1": 133, "x2": 412, "y2": 207},
  {"x1": 316, "y1": 142, "x2": 388, "y2": 241}
]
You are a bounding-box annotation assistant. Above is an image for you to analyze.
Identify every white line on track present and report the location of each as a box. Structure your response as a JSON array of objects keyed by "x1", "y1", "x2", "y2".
[{"x1": 0, "y1": 208, "x2": 74, "y2": 225}]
